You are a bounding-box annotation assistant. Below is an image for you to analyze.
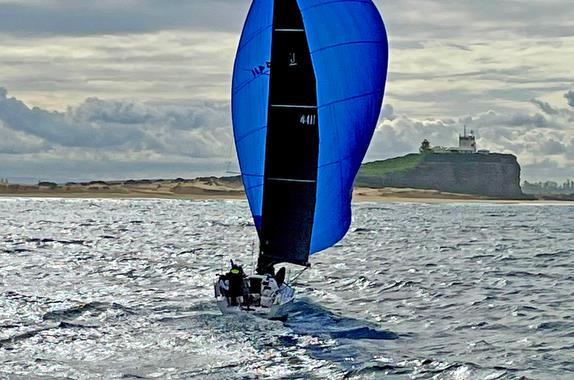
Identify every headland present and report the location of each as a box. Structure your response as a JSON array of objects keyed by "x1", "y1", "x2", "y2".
[{"x1": 1, "y1": 130, "x2": 572, "y2": 203}]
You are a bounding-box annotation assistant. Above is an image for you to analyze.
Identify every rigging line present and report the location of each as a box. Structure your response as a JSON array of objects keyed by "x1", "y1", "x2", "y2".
[
  {"x1": 311, "y1": 40, "x2": 386, "y2": 55},
  {"x1": 234, "y1": 125, "x2": 267, "y2": 145},
  {"x1": 236, "y1": 24, "x2": 273, "y2": 54},
  {"x1": 267, "y1": 178, "x2": 316, "y2": 183},
  {"x1": 251, "y1": 239, "x2": 257, "y2": 276},
  {"x1": 289, "y1": 266, "x2": 309, "y2": 286},
  {"x1": 233, "y1": 72, "x2": 270, "y2": 96},
  {"x1": 223, "y1": 134, "x2": 236, "y2": 176},
  {"x1": 319, "y1": 89, "x2": 384, "y2": 109}
]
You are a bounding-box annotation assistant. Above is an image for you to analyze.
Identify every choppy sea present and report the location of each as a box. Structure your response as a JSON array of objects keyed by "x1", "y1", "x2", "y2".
[{"x1": 0, "y1": 198, "x2": 573, "y2": 379}]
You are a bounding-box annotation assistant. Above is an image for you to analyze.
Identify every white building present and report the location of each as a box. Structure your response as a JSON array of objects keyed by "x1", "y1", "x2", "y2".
[{"x1": 422, "y1": 127, "x2": 489, "y2": 155}]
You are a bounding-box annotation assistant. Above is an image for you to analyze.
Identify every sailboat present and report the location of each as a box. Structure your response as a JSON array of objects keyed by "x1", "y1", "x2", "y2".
[{"x1": 215, "y1": 0, "x2": 388, "y2": 319}]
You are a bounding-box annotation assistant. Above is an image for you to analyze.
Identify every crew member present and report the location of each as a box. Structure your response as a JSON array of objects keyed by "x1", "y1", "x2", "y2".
[
  {"x1": 227, "y1": 262, "x2": 246, "y2": 306},
  {"x1": 216, "y1": 275, "x2": 229, "y2": 298}
]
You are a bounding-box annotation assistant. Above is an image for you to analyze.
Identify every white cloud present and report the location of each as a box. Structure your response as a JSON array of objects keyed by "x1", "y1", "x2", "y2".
[
  {"x1": 0, "y1": 88, "x2": 233, "y2": 181},
  {"x1": 368, "y1": 92, "x2": 574, "y2": 182}
]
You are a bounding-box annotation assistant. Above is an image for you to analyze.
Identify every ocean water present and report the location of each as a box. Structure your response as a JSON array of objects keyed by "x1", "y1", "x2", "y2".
[{"x1": 0, "y1": 198, "x2": 573, "y2": 379}]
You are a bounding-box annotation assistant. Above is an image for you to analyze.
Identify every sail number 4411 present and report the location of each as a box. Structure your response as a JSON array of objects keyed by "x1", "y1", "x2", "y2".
[{"x1": 299, "y1": 114, "x2": 317, "y2": 126}]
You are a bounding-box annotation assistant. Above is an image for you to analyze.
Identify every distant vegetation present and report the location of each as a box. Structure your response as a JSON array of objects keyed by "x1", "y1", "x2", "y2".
[
  {"x1": 38, "y1": 181, "x2": 58, "y2": 188},
  {"x1": 359, "y1": 154, "x2": 424, "y2": 176}
]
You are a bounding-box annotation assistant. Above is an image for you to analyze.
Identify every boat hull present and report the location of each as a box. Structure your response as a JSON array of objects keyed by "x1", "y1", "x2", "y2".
[
  {"x1": 216, "y1": 297, "x2": 294, "y2": 320},
  {"x1": 215, "y1": 277, "x2": 295, "y2": 320}
]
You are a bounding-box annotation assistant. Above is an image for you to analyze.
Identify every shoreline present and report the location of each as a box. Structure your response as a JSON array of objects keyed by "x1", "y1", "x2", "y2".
[
  {"x1": 1, "y1": 178, "x2": 572, "y2": 204},
  {"x1": 0, "y1": 190, "x2": 571, "y2": 205}
]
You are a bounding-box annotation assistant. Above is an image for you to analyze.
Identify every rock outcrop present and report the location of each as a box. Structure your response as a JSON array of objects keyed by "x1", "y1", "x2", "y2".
[{"x1": 356, "y1": 153, "x2": 525, "y2": 199}]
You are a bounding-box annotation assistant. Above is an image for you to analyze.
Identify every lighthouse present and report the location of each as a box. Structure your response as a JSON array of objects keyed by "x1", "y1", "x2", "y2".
[{"x1": 459, "y1": 126, "x2": 477, "y2": 153}]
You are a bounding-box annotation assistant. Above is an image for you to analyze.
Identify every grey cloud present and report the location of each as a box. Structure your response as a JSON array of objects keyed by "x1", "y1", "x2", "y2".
[
  {"x1": 565, "y1": 90, "x2": 574, "y2": 108},
  {"x1": 381, "y1": 0, "x2": 574, "y2": 40},
  {"x1": 531, "y1": 99, "x2": 559, "y2": 115},
  {"x1": 72, "y1": 98, "x2": 155, "y2": 125},
  {"x1": 0, "y1": 0, "x2": 249, "y2": 35},
  {"x1": 0, "y1": 89, "x2": 145, "y2": 148},
  {"x1": 539, "y1": 139, "x2": 567, "y2": 155},
  {"x1": 3, "y1": 0, "x2": 572, "y2": 41},
  {"x1": 0, "y1": 30, "x2": 237, "y2": 110},
  {"x1": 380, "y1": 104, "x2": 395, "y2": 121},
  {"x1": 67, "y1": 97, "x2": 232, "y2": 158},
  {"x1": 446, "y1": 43, "x2": 472, "y2": 52},
  {"x1": 0, "y1": 87, "x2": 232, "y2": 164},
  {"x1": 0, "y1": 86, "x2": 234, "y2": 181},
  {"x1": 0, "y1": 120, "x2": 47, "y2": 154},
  {"x1": 463, "y1": 110, "x2": 553, "y2": 131}
]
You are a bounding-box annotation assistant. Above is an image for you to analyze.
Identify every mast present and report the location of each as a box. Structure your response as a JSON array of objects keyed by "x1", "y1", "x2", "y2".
[{"x1": 257, "y1": 0, "x2": 319, "y2": 273}]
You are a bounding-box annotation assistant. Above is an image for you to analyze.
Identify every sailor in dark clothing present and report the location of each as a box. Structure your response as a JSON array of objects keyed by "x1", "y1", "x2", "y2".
[{"x1": 226, "y1": 261, "x2": 246, "y2": 306}]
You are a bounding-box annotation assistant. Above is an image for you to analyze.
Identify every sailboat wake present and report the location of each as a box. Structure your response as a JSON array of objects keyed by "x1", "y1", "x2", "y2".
[
  {"x1": 269, "y1": 298, "x2": 403, "y2": 377},
  {"x1": 286, "y1": 298, "x2": 399, "y2": 341}
]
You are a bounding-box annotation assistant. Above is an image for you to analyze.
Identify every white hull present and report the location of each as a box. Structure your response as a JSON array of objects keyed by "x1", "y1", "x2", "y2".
[
  {"x1": 216, "y1": 297, "x2": 294, "y2": 320},
  {"x1": 215, "y1": 276, "x2": 295, "y2": 320}
]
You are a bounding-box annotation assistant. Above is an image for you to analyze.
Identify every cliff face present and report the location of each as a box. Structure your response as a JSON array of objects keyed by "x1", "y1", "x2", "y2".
[{"x1": 357, "y1": 153, "x2": 525, "y2": 199}]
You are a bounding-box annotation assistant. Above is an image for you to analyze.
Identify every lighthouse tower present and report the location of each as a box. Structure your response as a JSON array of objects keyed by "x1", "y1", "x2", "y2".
[{"x1": 459, "y1": 126, "x2": 477, "y2": 153}]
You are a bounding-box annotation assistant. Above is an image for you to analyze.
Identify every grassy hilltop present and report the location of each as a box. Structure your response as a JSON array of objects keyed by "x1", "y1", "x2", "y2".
[{"x1": 358, "y1": 154, "x2": 423, "y2": 177}]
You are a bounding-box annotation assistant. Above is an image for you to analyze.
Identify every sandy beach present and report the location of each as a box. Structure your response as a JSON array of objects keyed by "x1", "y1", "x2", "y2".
[{"x1": 1, "y1": 178, "x2": 571, "y2": 204}]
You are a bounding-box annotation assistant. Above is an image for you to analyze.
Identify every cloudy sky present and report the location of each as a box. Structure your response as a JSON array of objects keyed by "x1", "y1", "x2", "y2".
[{"x1": 1, "y1": 0, "x2": 573, "y2": 182}]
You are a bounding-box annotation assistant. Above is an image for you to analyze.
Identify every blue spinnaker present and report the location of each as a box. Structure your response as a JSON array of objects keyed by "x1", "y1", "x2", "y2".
[{"x1": 232, "y1": 0, "x2": 388, "y2": 265}]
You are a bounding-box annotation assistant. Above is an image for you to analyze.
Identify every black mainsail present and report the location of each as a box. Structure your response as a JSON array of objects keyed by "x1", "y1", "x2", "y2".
[{"x1": 259, "y1": 0, "x2": 319, "y2": 271}]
